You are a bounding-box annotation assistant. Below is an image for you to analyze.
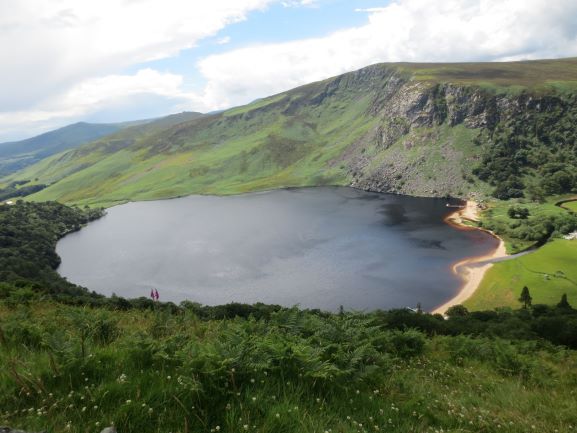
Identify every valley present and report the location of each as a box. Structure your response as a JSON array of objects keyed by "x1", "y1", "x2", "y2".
[{"x1": 2, "y1": 57, "x2": 577, "y2": 433}]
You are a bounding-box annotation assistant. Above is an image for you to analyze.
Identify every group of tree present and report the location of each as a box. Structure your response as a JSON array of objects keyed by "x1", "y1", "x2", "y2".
[
  {"x1": 478, "y1": 200, "x2": 577, "y2": 250},
  {"x1": 0, "y1": 180, "x2": 47, "y2": 201},
  {"x1": 0, "y1": 200, "x2": 103, "y2": 296},
  {"x1": 472, "y1": 93, "x2": 577, "y2": 200},
  {"x1": 507, "y1": 205, "x2": 530, "y2": 219}
]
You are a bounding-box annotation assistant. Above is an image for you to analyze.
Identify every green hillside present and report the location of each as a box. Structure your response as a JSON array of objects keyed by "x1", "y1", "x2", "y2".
[
  {"x1": 5, "y1": 81, "x2": 380, "y2": 207},
  {"x1": 5, "y1": 58, "x2": 577, "y2": 208},
  {"x1": 0, "y1": 121, "x2": 137, "y2": 177},
  {"x1": 399, "y1": 57, "x2": 577, "y2": 89}
]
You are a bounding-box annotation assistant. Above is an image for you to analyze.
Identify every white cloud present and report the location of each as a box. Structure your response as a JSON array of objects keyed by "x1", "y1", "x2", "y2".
[
  {"x1": 281, "y1": 0, "x2": 318, "y2": 7},
  {"x1": 0, "y1": 0, "x2": 273, "y2": 139},
  {"x1": 192, "y1": 0, "x2": 577, "y2": 111},
  {"x1": 2, "y1": 0, "x2": 577, "y2": 141},
  {"x1": 0, "y1": 69, "x2": 188, "y2": 139},
  {"x1": 216, "y1": 36, "x2": 232, "y2": 45}
]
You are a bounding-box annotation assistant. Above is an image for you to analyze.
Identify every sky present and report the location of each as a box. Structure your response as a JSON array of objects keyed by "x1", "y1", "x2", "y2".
[{"x1": 1, "y1": 0, "x2": 577, "y2": 142}]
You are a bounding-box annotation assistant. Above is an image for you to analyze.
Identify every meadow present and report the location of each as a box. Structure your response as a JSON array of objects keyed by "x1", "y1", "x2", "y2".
[
  {"x1": 460, "y1": 194, "x2": 577, "y2": 310},
  {"x1": 562, "y1": 200, "x2": 577, "y2": 212},
  {"x1": 465, "y1": 239, "x2": 577, "y2": 310}
]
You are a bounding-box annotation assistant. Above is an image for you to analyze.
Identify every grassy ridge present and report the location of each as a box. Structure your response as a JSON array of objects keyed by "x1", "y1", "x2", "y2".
[
  {"x1": 9, "y1": 86, "x2": 377, "y2": 207},
  {"x1": 0, "y1": 123, "x2": 124, "y2": 177},
  {"x1": 401, "y1": 57, "x2": 577, "y2": 90},
  {"x1": 6, "y1": 58, "x2": 577, "y2": 208}
]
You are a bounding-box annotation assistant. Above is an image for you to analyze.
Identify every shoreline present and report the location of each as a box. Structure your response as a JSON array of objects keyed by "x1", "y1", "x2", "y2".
[{"x1": 431, "y1": 201, "x2": 507, "y2": 315}]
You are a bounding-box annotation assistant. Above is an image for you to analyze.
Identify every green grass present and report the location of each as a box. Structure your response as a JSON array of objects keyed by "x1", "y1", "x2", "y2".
[
  {"x1": 14, "y1": 58, "x2": 577, "y2": 207},
  {"x1": 2, "y1": 302, "x2": 577, "y2": 433},
  {"x1": 480, "y1": 198, "x2": 572, "y2": 253},
  {"x1": 398, "y1": 57, "x2": 577, "y2": 92},
  {"x1": 464, "y1": 196, "x2": 577, "y2": 311},
  {"x1": 466, "y1": 239, "x2": 577, "y2": 310},
  {"x1": 563, "y1": 200, "x2": 577, "y2": 212}
]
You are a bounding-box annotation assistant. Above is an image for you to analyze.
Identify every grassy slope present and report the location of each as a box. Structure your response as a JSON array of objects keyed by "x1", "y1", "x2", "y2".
[
  {"x1": 563, "y1": 200, "x2": 577, "y2": 212},
  {"x1": 466, "y1": 239, "x2": 577, "y2": 310},
  {"x1": 5, "y1": 58, "x2": 577, "y2": 207},
  {"x1": 0, "y1": 122, "x2": 143, "y2": 177},
  {"x1": 480, "y1": 198, "x2": 572, "y2": 253},
  {"x1": 399, "y1": 57, "x2": 577, "y2": 90},
  {"x1": 2, "y1": 302, "x2": 577, "y2": 433},
  {"x1": 10, "y1": 85, "x2": 378, "y2": 207}
]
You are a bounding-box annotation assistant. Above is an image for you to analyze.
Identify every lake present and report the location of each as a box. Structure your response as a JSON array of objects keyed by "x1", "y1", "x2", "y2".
[{"x1": 56, "y1": 187, "x2": 498, "y2": 311}]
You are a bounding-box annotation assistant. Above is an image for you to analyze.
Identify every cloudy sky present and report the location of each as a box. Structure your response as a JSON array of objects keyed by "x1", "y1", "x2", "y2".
[{"x1": 1, "y1": 0, "x2": 577, "y2": 141}]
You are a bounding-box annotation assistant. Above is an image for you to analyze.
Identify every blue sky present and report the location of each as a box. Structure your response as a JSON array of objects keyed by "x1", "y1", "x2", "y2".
[
  {"x1": 124, "y1": 0, "x2": 390, "y2": 94},
  {"x1": 1, "y1": 0, "x2": 576, "y2": 141}
]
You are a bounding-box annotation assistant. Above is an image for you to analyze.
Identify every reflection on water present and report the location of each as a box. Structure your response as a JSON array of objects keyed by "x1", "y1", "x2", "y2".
[{"x1": 56, "y1": 187, "x2": 498, "y2": 311}]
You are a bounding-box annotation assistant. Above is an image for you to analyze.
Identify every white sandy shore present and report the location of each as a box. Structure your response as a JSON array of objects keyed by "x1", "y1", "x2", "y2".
[{"x1": 431, "y1": 201, "x2": 507, "y2": 315}]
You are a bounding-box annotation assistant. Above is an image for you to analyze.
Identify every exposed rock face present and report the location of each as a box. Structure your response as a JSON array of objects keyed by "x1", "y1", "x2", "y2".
[{"x1": 339, "y1": 66, "x2": 569, "y2": 198}]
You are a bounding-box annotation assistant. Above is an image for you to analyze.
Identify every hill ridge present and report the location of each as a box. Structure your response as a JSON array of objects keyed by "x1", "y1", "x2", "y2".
[{"x1": 3, "y1": 57, "x2": 577, "y2": 207}]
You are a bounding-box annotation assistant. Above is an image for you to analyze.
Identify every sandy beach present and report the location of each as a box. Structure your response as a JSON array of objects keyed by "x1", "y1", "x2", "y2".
[{"x1": 431, "y1": 201, "x2": 507, "y2": 315}]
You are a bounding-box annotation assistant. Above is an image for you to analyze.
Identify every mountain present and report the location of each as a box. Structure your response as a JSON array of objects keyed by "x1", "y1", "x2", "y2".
[
  {"x1": 4, "y1": 58, "x2": 577, "y2": 207},
  {"x1": 0, "y1": 121, "x2": 134, "y2": 177}
]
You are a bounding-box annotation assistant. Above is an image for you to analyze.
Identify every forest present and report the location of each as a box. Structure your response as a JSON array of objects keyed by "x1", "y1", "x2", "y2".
[{"x1": 473, "y1": 93, "x2": 577, "y2": 200}]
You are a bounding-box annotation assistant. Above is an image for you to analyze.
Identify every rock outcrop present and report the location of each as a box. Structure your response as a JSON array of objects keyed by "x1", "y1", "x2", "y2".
[{"x1": 340, "y1": 66, "x2": 573, "y2": 198}]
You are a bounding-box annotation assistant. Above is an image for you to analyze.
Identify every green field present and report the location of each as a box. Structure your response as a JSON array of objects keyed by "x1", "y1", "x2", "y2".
[
  {"x1": 480, "y1": 198, "x2": 574, "y2": 253},
  {"x1": 563, "y1": 200, "x2": 577, "y2": 212},
  {"x1": 465, "y1": 195, "x2": 577, "y2": 311},
  {"x1": 399, "y1": 57, "x2": 577, "y2": 91},
  {"x1": 466, "y1": 239, "x2": 577, "y2": 310}
]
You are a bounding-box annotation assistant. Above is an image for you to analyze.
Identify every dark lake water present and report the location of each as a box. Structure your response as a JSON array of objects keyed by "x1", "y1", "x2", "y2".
[{"x1": 56, "y1": 187, "x2": 498, "y2": 311}]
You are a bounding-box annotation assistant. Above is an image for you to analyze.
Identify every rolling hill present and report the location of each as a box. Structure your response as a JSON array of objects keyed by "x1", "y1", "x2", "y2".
[
  {"x1": 3, "y1": 57, "x2": 577, "y2": 207},
  {"x1": 0, "y1": 121, "x2": 147, "y2": 177}
]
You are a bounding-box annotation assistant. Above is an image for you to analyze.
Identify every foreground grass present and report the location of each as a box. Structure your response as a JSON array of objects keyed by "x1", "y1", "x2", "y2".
[{"x1": 2, "y1": 302, "x2": 577, "y2": 433}]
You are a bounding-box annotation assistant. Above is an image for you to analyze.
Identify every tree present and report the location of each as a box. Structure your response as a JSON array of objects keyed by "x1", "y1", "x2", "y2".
[
  {"x1": 557, "y1": 293, "x2": 572, "y2": 310},
  {"x1": 519, "y1": 286, "x2": 532, "y2": 309},
  {"x1": 508, "y1": 206, "x2": 530, "y2": 219},
  {"x1": 446, "y1": 304, "x2": 469, "y2": 318}
]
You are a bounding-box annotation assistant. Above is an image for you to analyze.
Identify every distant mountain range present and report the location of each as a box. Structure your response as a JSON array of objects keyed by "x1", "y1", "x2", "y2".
[
  {"x1": 2, "y1": 57, "x2": 577, "y2": 207},
  {"x1": 0, "y1": 122, "x2": 124, "y2": 177}
]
